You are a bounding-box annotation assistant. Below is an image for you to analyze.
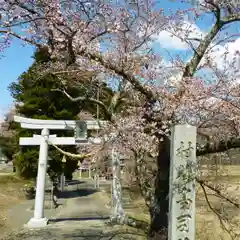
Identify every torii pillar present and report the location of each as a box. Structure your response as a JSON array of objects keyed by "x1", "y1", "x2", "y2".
[{"x1": 33, "y1": 128, "x2": 49, "y2": 226}]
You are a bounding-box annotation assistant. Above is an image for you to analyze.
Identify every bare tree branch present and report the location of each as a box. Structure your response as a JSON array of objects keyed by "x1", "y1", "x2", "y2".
[
  {"x1": 0, "y1": 29, "x2": 43, "y2": 48},
  {"x1": 183, "y1": 22, "x2": 222, "y2": 77},
  {"x1": 197, "y1": 178, "x2": 239, "y2": 208},
  {"x1": 197, "y1": 137, "x2": 240, "y2": 156},
  {"x1": 52, "y1": 88, "x2": 113, "y2": 120},
  {"x1": 198, "y1": 179, "x2": 235, "y2": 239},
  {"x1": 222, "y1": 14, "x2": 240, "y2": 24},
  {"x1": 183, "y1": 2, "x2": 240, "y2": 78}
]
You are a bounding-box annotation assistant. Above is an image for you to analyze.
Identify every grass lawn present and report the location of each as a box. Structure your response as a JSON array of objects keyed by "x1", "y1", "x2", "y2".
[{"x1": 103, "y1": 165, "x2": 240, "y2": 239}]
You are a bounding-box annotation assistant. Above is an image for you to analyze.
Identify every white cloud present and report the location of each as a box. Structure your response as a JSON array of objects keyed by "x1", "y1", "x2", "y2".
[
  {"x1": 154, "y1": 21, "x2": 206, "y2": 50},
  {"x1": 154, "y1": 19, "x2": 239, "y2": 71},
  {"x1": 153, "y1": 19, "x2": 239, "y2": 84},
  {"x1": 154, "y1": 31, "x2": 189, "y2": 50},
  {"x1": 202, "y1": 38, "x2": 240, "y2": 71},
  {"x1": 150, "y1": 59, "x2": 183, "y2": 86}
]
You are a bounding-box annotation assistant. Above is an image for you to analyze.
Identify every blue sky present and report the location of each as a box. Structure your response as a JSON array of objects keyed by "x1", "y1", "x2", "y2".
[
  {"x1": 0, "y1": 39, "x2": 35, "y2": 119},
  {"x1": 0, "y1": 0, "x2": 239, "y2": 121}
]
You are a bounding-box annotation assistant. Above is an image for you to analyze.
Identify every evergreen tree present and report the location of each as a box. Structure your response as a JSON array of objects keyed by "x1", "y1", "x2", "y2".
[{"x1": 6, "y1": 48, "x2": 111, "y2": 179}]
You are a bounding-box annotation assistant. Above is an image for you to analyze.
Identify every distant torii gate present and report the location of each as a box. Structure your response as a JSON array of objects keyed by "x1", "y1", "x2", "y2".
[{"x1": 14, "y1": 116, "x2": 106, "y2": 228}]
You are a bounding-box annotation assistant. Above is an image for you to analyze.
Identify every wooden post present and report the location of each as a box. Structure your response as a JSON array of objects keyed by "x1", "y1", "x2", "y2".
[
  {"x1": 111, "y1": 147, "x2": 125, "y2": 223},
  {"x1": 89, "y1": 167, "x2": 92, "y2": 178},
  {"x1": 94, "y1": 174, "x2": 100, "y2": 188},
  {"x1": 94, "y1": 174, "x2": 96, "y2": 188},
  {"x1": 51, "y1": 184, "x2": 53, "y2": 210},
  {"x1": 97, "y1": 174, "x2": 100, "y2": 188},
  {"x1": 60, "y1": 173, "x2": 65, "y2": 192},
  {"x1": 168, "y1": 124, "x2": 197, "y2": 240}
]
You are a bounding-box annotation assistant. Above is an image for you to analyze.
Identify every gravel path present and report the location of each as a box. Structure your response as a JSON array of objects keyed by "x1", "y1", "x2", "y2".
[
  {"x1": 51, "y1": 181, "x2": 110, "y2": 221},
  {"x1": 3, "y1": 180, "x2": 146, "y2": 240},
  {"x1": 7, "y1": 180, "x2": 109, "y2": 230}
]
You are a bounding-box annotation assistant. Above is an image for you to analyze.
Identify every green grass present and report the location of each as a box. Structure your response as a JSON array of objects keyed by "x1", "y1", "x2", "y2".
[{"x1": 0, "y1": 174, "x2": 32, "y2": 185}]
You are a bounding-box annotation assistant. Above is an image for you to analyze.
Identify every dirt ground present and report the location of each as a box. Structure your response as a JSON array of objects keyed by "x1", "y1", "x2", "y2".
[
  {"x1": 0, "y1": 174, "x2": 33, "y2": 238},
  {"x1": 195, "y1": 165, "x2": 240, "y2": 240},
  {"x1": 103, "y1": 165, "x2": 240, "y2": 240},
  {"x1": 1, "y1": 165, "x2": 240, "y2": 239},
  {"x1": 0, "y1": 177, "x2": 146, "y2": 240}
]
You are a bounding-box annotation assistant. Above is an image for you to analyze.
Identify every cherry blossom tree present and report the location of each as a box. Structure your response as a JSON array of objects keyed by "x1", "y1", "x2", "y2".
[{"x1": 1, "y1": 0, "x2": 240, "y2": 239}]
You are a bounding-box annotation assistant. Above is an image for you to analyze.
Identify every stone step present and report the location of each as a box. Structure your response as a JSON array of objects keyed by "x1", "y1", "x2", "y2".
[
  {"x1": 123, "y1": 206, "x2": 135, "y2": 209},
  {"x1": 122, "y1": 198, "x2": 131, "y2": 201},
  {"x1": 123, "y1": 203, "x2": 134, "y2": 206},
  {"x1": 123, "y1": 205, "x2": 135, "y2": 208}
]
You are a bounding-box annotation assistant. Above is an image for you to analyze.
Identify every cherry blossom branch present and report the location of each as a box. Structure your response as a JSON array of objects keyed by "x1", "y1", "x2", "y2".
[
  {"x1": 2, "y1": 17, "x2": 45, "y2": 28},
  {"x1": 12, "y1": 0, "x2": 40, "y2": 15},
  {"x1": 204, "y1": 0, "x2": 221, "y2": 20},
  {"x1": 183, "y1": 23, "x2": 222, "y2": 77},
  {"x1": 222, "y1": 14, "x2": 240, "y2": 24},
  {"x1": 54, "y1": 86, "x2": 240, "y2": 157},
  {"x1": 183, "y1": 1, "x2": 240, "y2": 78},
  {"x1": 0, "y1": 29, "x2": 43, "y2": 48},
  {"x1": 77, "y1": 50, "x2": 156, "y2": 100}
]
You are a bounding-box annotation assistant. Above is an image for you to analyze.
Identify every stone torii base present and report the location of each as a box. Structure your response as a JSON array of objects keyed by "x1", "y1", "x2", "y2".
[{"x1": 25, "y1": 218, "x2": 49, "y2": 228}]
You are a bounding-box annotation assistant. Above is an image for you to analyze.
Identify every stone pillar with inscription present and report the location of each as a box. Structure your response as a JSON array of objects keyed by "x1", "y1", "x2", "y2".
[{"x1": 168, "y1": 124, "x2": 197, "y2": 240}]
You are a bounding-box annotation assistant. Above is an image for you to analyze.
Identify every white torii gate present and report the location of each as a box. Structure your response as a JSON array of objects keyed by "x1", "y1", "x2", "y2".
[{"x1": 14, "y1": 116, "x2": 106, "y2": 228}]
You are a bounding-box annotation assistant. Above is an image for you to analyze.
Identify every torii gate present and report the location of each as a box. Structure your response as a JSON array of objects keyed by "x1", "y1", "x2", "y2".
[{"x1": 14, "y1": 116, "x2": 107, "y2": 228}]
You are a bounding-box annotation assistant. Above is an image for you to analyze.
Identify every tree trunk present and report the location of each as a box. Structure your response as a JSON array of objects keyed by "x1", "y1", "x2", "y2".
[
  {"x1": 149, "y1": 136, "x2": 170, "y2": 240},
  {"x1": 111, "y1": 147, "x2": 126, "y2": 224}
]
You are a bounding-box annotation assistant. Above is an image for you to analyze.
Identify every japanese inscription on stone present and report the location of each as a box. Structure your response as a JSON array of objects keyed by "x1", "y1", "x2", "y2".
[{"x1": 168, "y1": 124, "x2": 197, "y2": 240}]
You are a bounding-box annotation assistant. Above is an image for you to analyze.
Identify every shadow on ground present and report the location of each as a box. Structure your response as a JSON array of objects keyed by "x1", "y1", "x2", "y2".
[
  {"x1": 59, "y1": 188, "x2": 99, "y2": 199},
  {"x1": 60, "y1": 228, "x2": 146, "y2": 240},
  {"x1": 65, "y1": 180, "x2": 85, "y2": 186},
  {"x1": 6, "y1": 227, "x2": 146, "y2": 240},
  {"x1": 49, "y1": 216, "x2": 110, "y2": 223}
]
